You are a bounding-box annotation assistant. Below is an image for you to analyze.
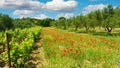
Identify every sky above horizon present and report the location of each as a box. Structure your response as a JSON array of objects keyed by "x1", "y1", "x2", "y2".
[{"x1": 0, "y1": 0, "x2": 120, "y2": 19}]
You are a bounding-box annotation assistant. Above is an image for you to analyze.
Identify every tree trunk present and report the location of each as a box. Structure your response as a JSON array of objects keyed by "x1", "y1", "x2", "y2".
[
  {"x1": 86, "y1": 27, "x2": 89, "y2": 33},
  {"x1": 64, "y1": 25, "x2": 66, "y2": 30},
  {"x1": 2, "y1": 44, "x2": 4, "y2": 52},
  {"x1": 106, "y1": 27, "x2": 112, "y2": 35},
  {"x1": 85, "y1": 25, "x2": 89, "y2": 33},
  {"x1": 75, "y1": 26, "x2": 78, "y2": 31}
]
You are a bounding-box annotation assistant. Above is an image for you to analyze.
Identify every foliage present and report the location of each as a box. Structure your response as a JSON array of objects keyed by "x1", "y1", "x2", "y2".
[
  {"x1": 0, "y1": 26, "x2": 42, "y2": 67},
  {"x1": 40, "y1": 18, "x2": 55, "y2": 27},
  {"x1": 13, "y1": 18, "x2": 54, "y2": 28},
  {"x1": 102, "y1": 4, "x2": 115, "y2": 34},
  {"x1": 0, "y1": 13, "x2": 14, "y2": 31},
  {"x1": 13, "y1": 18, "x2": 36, "y2": 28},
  {"x1": 51, "y1": 4, "x2": 120, "y2": 34}
]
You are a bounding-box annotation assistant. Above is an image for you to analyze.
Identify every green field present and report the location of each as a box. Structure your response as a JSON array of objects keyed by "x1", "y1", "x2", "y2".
[{"x1": 41, "y1": 27, "x2": 120, "y2": 68}]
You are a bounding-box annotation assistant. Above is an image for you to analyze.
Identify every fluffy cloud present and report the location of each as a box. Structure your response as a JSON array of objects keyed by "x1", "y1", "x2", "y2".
[
  {"x1": 0, "y1": 0, "x2": 45, "y2": 18},
  {"x1": 0, "y1": 0, "x2": 78, "y2": 12},
  {"x1": 57, "y1": 13, "x2": 74, "y2": 18},
  {"x1": 13, "y1": 10, "x2": 34, "y2": 18},
  {"x1": 34, "y1": 14, "x2": 49, "y2": 19},
  {"x1": 82, "y1": 4, "x2": 106, "y2": 14},
  {"x1": 0, "y1": 0, "x2": 78, "y2": 18},
  {"x1": 44, "y1": 0, "x2": 78, "y2": 12},
  {"x1": 0, "y1": 0, "x2": 43, "y2": 10}
]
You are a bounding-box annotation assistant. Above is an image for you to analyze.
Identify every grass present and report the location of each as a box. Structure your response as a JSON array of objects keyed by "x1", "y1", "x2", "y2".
[{"x1": 41, "y1": 27, "x2": 120, "y2": 68}]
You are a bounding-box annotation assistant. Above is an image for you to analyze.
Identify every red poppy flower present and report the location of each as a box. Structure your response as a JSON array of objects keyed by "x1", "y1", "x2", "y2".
[
  {"x1": 69, "y1": 49, "x2": 73, "y2": 52},
  {"x1": 76, "y1": 50, "x2": 79, "y2": 54},
  {"x1": 48, "y1": 54, "x2": 50, "y2": 57},
  {"x1": 75, "y1": 58, "x2": 78, "y2": 60},
  {"x1": 64, "y1": 49, "x2": 67, "y2": 52}
]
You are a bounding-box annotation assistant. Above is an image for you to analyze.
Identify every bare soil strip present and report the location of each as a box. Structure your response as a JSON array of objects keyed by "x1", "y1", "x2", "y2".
[{"x1": 29, "y1": 36, "x2": 47, "y2": 68}]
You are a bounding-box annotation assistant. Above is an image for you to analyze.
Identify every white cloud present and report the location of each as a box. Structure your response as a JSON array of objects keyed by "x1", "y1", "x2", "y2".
[
  {"x1": 13, "y1": 10, "x2": 34, "y2": 18},
  {"x1": 13, "y1": 10, "x2": 34, "y2": 15},
  {"x1": 0, "y1": 0, "x2": 45, "y2": 18},
  {"x1": 44, "y1": 0, "x2": 78, "y2": 12},
  {"x1": 0, "y1": 0, "x2": 43, "y2": 10},
  {"x1": 0, "y1": 0, "x2": 78, "y2": 12},
  {"x1": 0, "y1": 0, "x2": 78, "y2": 18},
  {"x1": 34, "y1": 14, "x2": 49, "y2": 19},
  {"x1": 57, "y1": 13, "x2": 74, "y2": 18},
  {"x1": 82, "y1": 4, "x2": 106, "y2": 14}
]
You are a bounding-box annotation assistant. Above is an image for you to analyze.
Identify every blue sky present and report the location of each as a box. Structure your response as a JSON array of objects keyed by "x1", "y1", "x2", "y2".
[{"x1": 0, "y1": 0, "x2": 120, "y2": 19}]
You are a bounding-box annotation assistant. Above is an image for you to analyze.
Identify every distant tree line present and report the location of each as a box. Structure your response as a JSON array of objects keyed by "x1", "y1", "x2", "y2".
[
  {"x1": 51, "y1": 4, "x2": 120, "y2": 34},
  {"x1": 13, "y1": 18, "x2": 54, "y2": 28},
  {"x1": 0, "y1": 14, "x2": 54, "y2": 31}
]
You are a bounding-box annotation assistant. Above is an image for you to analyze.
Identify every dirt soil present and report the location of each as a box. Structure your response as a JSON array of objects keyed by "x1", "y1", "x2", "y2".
[{"x1": 28, "y1": 36, "x2": 47, "y2": 68}]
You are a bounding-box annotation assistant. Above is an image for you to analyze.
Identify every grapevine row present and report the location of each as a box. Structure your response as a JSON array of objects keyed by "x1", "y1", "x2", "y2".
[{"x1": 0, "y1": 26, "x2": 42, "y2": 67}]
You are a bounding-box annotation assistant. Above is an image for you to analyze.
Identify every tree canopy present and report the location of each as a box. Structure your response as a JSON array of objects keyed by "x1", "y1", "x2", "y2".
[
  {"x1": 51, "y1": 4, "x2": 120, "y2": 34},
  {"x1": 0, "y1": 14, "x2": 13, "y2": 31}
]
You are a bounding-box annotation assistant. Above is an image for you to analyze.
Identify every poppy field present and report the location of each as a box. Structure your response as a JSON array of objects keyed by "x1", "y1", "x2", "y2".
[{"x1": 42, "y1": 27, "x2": 120, "y2": 68}]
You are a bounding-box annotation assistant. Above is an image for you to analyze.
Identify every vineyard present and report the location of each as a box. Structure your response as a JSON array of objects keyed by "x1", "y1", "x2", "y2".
[{"x1": 0, "y1": 26, "x2": 42, "y2": 67}]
